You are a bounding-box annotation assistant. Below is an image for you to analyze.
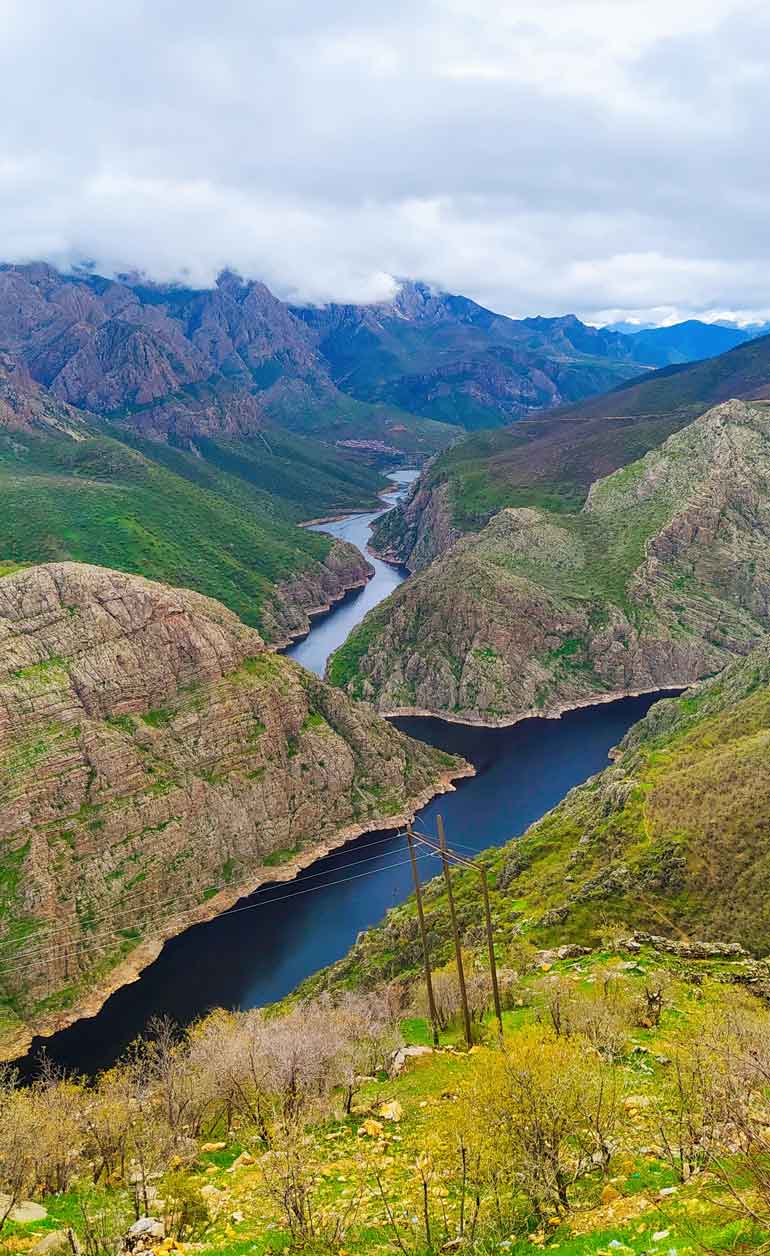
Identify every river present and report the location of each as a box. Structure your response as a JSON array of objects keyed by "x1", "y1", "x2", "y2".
[{"x1": 21, "y1": 471, "x2": 675, "y2": 1076}]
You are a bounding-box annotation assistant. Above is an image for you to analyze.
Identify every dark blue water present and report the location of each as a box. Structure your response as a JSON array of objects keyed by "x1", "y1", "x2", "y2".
[{"x1": 19, "y1": 476, "x2": 677, "y2": 1077}]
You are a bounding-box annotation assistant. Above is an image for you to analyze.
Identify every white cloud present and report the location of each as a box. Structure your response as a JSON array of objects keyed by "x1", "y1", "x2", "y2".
[{"x1": 0, "y1": 0, "x2": 768, "y2": 321}]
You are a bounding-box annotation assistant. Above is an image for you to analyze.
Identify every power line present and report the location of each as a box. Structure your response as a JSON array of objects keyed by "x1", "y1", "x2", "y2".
[
  {"x1": 0, "y1": 847, "x2": 435, "y2": 980},
  {"x1": 0, "y1": 828, "x2": 423, "y2": 965}
]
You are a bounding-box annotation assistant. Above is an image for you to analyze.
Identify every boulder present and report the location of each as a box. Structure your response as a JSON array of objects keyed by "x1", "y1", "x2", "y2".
[
  {"x1": 30, "y1": 1231, "x2": 80, "y2": 1255},
  {"x1": 125, "y1": 1217, "x2": 165, "y2": 1251},
  {"x1": 390, "y1": 1044, "x2": 433, "y2": 1076}
]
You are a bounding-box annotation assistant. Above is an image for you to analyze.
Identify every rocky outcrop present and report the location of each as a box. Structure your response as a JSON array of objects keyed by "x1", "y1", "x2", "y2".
[
  {"x1": 0, "y1": 562, "x2": 469, "y2": 1058},
  {"x1": 330, "y1": 401, "x2": 770, "y2": 724},
  {"x1": 269, "y1": 540, "x2": 374, "y2": 645},
  {"x1": 369, "y1": 477, "x2": 459, "y2": 571},
  {"x1": 0, "y1": 351, "x2": 91, "y2": 438},
  {"x1": 0, "y1": 265, "x2": 454, "y2": 454}
]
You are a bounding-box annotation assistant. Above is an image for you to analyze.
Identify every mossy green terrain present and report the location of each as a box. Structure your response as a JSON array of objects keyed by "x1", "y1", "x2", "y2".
[
  {"x1": 4, "y1": 947, "x2": 769, "y2": 1256},
  {"x1": 316, "y1": 635, "x2": 770, "y2": 1010},
  {"x1": 0, "y1": 422, "x2": 384, "y2": 643}
]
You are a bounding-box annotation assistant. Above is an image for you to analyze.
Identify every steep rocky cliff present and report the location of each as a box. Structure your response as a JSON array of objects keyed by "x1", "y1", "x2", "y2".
[
  {"x1": 0, "y1": 264, "x2": 456, "y2": 457},
  {"x1": 331, "y1": 400, "x2": 770, "y2": 724},
  {"x1": 0, "y1": 563, "x2": 467, "y2": 1058}
]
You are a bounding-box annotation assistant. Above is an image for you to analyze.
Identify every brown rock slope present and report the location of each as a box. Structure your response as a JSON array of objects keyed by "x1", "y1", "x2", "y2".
[
  {"x1": 330, "y1": 400, "x2": 770, "y2": 724},
  {"x1": 0, "y1": 563, "x2": 467, "y2": 1058}
]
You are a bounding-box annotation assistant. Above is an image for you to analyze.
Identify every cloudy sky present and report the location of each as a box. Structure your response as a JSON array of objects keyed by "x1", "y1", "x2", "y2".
[{"x1": 1, "y1": 0, "x2": 769, "y2": 324}]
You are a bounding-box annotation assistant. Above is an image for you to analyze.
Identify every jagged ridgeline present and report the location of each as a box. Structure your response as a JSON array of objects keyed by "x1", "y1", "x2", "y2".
[
  {"x1": 0, "y1": 562, "x2": 467, "y2": 1059},
  {"x1": 332, "y1": 400, "x2": 770, "y2": 724},
  {"x1": 310, "y1": 636, "x2": 770, "y2": 1003}
]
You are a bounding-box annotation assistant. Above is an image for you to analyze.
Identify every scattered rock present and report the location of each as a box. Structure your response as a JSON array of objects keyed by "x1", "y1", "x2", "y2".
[
  {"x1": 0, "y1": 1196, "x2": 48, "y2": 1223},
  {"x1": 30, "y1": 1232, "x2": 80, "y2": 1256},
  {"x1": 357, "y1": 1119, "x2": 384, "y2": 1138},
  {"x1": 227, "y1": 1151, "x2": 255, "y2": 1171},
  {"x1": 378, "y1": 1100, "x2": 403, "y2": 1121},
  {"x1": 125, "y1": 1217, "x2": 165, "y2": 1251},
  {"x1": 536, "y1": 945, "x2": 591, "y2": 964},
  {"x1": 390, "y1": 1044, "x2": 433, "y2": 1076}
]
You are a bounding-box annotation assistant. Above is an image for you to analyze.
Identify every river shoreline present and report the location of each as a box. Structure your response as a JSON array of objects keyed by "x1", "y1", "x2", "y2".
[
  {"x1": 379, "y1": 683, "x2": 689, "y2": 730},
  {"x1": 12, "y1": 471, "x2": 678, "y2": 1076},
  {"x1": 7, "y1": 760, "x2": 474, "y2": 1065}
]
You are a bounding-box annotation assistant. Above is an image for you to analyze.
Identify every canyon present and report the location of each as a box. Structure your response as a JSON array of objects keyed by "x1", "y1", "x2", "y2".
[{"x1": 0, "y1": 561, "x2": 466, "y2": 1059}]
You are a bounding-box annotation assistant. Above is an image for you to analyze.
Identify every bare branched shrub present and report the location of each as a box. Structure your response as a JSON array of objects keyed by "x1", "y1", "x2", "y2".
[
  {"x1": 329, "y1": 990, "x2": 403, "y2": 1112},
  {"x1": 632, "y1": 969, "x2": 674, "y2": 1029},
  {"x1": 258, "y1": 1112, "x2": 363, "y2": 1248},
  {"x1": 414, "y1": 957, "x2": 493, "y2": 1032},
  {"x1": 0, "y1": 1067, "x2": 38, "y2": 1232},
  {"x1": 29, "y1": 1058, "x2": 85, "y2": 1194},
  {"x1": 537, "y1": 973, "x2": 632, "y2": 1060}
]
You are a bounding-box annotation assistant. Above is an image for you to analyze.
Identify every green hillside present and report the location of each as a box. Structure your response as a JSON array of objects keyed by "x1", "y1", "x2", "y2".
[
  {"x1": 374, "y1": 332, "x2": 770, "y2": 558},
  {"x1": 334, "y1": 401, "x2": 770, "y2": 725},
  {"x1": 0, "y1": 424, "x2": 386, "y2": 640}
]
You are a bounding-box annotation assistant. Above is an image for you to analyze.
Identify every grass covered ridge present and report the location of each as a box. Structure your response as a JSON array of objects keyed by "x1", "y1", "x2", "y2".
[{"x1": 0, "y1": 424, "x2": 386, "y2": 640}]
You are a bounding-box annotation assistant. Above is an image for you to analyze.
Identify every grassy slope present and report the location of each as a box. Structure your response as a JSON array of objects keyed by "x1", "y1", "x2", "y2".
[
  {"x1": 323, "y1": 637, "x2": 770, "y2": 1011},
  {"x1": 333, "y1": 400, "x2": 770, "y2": 712},
  {"x1": 0, "y1": 425, "x2": 385, "y2": 639},
  {"x1": 6, "y1": 949, "x2": 766, "y2": 1256},
  {"x1": 386, "y1": 331, "x2": 770, "y2": 542}
]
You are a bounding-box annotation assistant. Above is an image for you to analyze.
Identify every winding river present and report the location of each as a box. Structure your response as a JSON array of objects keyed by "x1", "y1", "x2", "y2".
[{"x1": 22, "y1": 471, "x2": 673, "y2": 1076}]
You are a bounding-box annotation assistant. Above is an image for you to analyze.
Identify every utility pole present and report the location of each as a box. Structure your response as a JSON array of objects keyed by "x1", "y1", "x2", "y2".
[
  {"x1": 406, "y1": 827, "x2": 440, "y2": 1047},
  {"x1": 409, "y1": 825, "x2": 505, "y2": 1042},
  {"x1": 479, "y1": 863, "x2": 504, "y2": 1037},
  {"x1": 437, "y1": 814, "x2": 473, "y2": 1050}
]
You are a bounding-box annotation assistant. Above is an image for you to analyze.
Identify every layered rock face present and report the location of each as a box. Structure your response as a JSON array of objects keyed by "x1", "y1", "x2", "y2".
[
  {"x1": 369, "y1": 477, "x2": 460, "y2": 572},
  {"x1": 0, "y1": 563, "x2": 465, "y2": 1058},
  {"x1": 330, "y1": 401, "x2": 770, "y2": 724}
]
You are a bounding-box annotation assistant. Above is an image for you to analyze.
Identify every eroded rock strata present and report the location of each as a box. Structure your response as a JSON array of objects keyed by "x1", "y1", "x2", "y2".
[
  {"x1": 331, "y1": 400, "x2": 770, "y2": 724},
  {"x1": 0, "y1": 562, "x2": 467, "y2": 1058}
]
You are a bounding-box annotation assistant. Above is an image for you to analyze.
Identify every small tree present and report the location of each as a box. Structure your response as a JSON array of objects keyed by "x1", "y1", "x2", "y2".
[
  {"x1": 0, "y1": 1069, "x2": 38, "y2": 1232},
  {"x1": 463, "y1": 1026, "x2": 621, "y2": 1217}
]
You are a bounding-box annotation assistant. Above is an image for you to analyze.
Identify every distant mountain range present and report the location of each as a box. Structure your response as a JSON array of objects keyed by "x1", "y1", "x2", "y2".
[
  {"x1": 0, "y1": 265, "x2": 651, "y2": 446},
  {"x1": 371, "y1": 324, "x2": 770, "y2": 568},
  {"x1": 608, "y1": 317, "x2": 770, "y2": 366},
  {"x1": 4, "y1": 260, "x2": 770, "y2": 639}
]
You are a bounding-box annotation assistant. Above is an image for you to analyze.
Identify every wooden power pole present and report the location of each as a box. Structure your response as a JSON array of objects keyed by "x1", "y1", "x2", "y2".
[
  {"x1": 478, "y1": 863, "x2": 504, "y2": 1037},
  {"x1": 437, "y1": 814, "x2": 473, "y2": 1050},
  {"x1": 409, "y1": 823, "x2": 505, "y2": 1041},
  {"x1": 406, "y1": 827, "x2": 440, "y2": 1047}
]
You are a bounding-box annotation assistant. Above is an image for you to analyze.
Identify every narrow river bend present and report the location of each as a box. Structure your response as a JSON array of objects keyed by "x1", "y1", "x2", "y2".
[{"x1": 24, "y1": 472, "x2": 673, "y2": 1075}]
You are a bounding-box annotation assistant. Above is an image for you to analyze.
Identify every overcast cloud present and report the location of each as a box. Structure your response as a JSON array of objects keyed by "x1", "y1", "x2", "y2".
[{"x1": 1, "y1": 0, "x2": 769, "y2": 323}]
